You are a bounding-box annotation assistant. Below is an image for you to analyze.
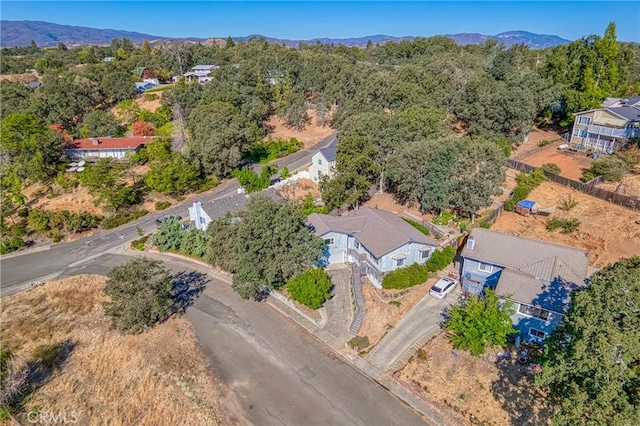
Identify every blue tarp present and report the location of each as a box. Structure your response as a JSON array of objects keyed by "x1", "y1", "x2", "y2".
[{"x1": 516, "y1": 200, "x2": 536, "y2": 209}]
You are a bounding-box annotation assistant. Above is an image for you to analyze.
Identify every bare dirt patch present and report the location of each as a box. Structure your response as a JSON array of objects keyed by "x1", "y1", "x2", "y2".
[
  {"x1": 276, "y1": 178, "x2": 321, "y2": 203},
  {"x1": 0, "y1": 275, "x2": 238, "y2": 426},
  {"x1": 264, "y1": 109, "x2": 333, "y2": 149},
  {"x1": 401, "y1": 334, "x2": 553, "y2": 426},
  {"x1": 30, "y1": 184, "x2": 102, "y2": 215},
  {"x1": 0, "y1": 73, "x2": 40, "y2": 84},
  {"x1": 359, "y1": 279, "x2": 437, "y2": 346},
  {"x1": 135, "y1": 93, "x2": 163, "y2": 113},
  {"x1": 597, "y1": 169, "x2": 640, "y2": 198},
  {"x1": 491, "y1": 181, "x2": 640, "y2": 267},
  {"x1": 515, "y1": 141, "x2": 594, "y2": 181},
  {"x1": 361, "y1": 192, "x2": 421, "y2": 217}
]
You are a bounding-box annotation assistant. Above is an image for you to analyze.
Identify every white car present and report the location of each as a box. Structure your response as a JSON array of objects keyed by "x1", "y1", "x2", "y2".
[{"x1": 429, "y1": 277, "x2": 458, "y2": 299}]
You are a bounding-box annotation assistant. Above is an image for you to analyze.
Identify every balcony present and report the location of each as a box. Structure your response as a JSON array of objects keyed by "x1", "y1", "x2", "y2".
[{"x1": 588, "y1": 124, "x2": 637, "y2": 139}]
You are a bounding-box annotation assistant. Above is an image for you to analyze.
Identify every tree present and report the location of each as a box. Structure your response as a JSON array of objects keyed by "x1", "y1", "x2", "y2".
[
  {"x1": 132, "y1": 120, "x2": 155, "y2": 136},
  {"x1": 115, "y1": 99, "x2": 141, "y2": 126},
  {"x1": 535, "y1": 257, "x2": 640, "y2": 426},
  {"x1": 103, "y1": 258, "x2": 174, "y2": 334},
  {"x1": 152, "y1": 217, "x2": 185, "y2": 252},
  {"x1": 207, "y1": 196, "x2": 325, "y2": 299},
  {"x1": 100, "y1": 72, "x2": 136, "y2": 104},
  {"x1": 144, "y1": 140, "x2": 202, "y2": 195},
  {"x1": 287, "y1": 268, "x2": 333, "y2": 309},
  {"x1": 181, "y1": 228, "x2": 210, "y2": 259},
  {"x1": 79, "y1": 110, "x2": 122, "y2": 138},
  {"x1": 188, "y1": 101, "x2": 257, "y2": 176},
  {"x1": 444, "y1": 290, "x2": 516, "y2": 356},
  {"x1": 78, "y1": 158, "x2": 140, "y2": 211}
]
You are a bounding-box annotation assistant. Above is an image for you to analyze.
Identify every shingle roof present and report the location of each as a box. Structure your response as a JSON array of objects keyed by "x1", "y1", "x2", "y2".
[
  {"x1": 462, "y1": 228, "x2": 589, "y2": 312},
  {"x1": 64, "y1": 137, "x2": 152, "y2": 151},
  {"x1": 308, "y1": 207, "x2": 437, "y2": 258},
  {"x1": 608, "y1": 105, "x2": 640, "y2": 121},
  {"x1": 318, "y1": 139, "x2": 338, "y2": 163},
  {"x1": 200, "y1": 188, "x2": 282, "y2": 221}
]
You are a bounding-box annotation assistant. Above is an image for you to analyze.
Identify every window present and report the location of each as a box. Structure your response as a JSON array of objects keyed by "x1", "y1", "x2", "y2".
[
  {"x1": 199, "y1": 217, "x2": 206, "y2": 225},
  {"x1": 318, "y1": 159, "x2": 322, "y2": 165},
  {"x1": 580, "y1": 129, "x2": 588, "y2": 137},
  {"x1": 420, "y1": 249, "x2": 430, "y2": 259},
  {"x1": 573, "y1": 129, "x2": 580, "y2": 136},
  {"x1": 354, "y1": 240, "x2": 360, "y2": 249},
  {"x1": 396, "y1": 258, "x2": 405, "y2": 267},
  {"x1": 518, "y1": 304, "x2": 550, "y2": 321},
  {"x1": 478, "y1": 262, "x2": 493, "y2": 273},
  {"x1": 529, "y1": 328, "x2": 546, "y2": 339},
  {"x1": 324, "y1": 238, "x2": 335, "y2": 245},
  {"x1": 578, "y1": 116, "x2": 591, "y2": 125}
]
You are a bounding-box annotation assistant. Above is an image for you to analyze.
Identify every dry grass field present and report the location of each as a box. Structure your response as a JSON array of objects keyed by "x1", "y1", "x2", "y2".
[
  {"x1": 0, "y1": 276, "x2": 237, "y2": 426},
  {"x1": 264, "y1": 108, "x2": 333, "y2": 148}
]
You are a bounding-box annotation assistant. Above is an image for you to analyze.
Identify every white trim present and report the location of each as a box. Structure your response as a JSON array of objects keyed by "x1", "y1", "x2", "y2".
[
  {"x1": 478, "y1": 262, "x2": 493, "y2": 273},
  {"x1": 578, "y1": 116, "x2": 591, "y2": 125},
  {"x1": 529, "y1": 327, "x2": 546, "y2": 339},
  {"x1": 324, "y1": 238, "x2": 335, "y2": 245}
]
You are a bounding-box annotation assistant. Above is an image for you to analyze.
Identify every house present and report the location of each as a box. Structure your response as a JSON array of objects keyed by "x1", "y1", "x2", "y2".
[
  {"x1": 309, "y1": 139, "x2": 338, "y2": 182},
  {"x1": 188, "y1": 188, "x2": 281, "y2": 230},
  {"x1": 102, "y1": 56, "x2": 115, "y2": 62},
  {"x1": 460, "y1": 228, "x2": 589, "y2": 342},
  {"x1": 307, "y1": 208, "x2": 438, "y2": 287},
  {"x1": 569, "y1": 96, "x2": 640, "y2": 153},
  {"x1": 63, "y1": 136, "x2": 152, "y2": 161},
  {"x1": 183, "y1": 65, "x2": 218, "y2": 83}
]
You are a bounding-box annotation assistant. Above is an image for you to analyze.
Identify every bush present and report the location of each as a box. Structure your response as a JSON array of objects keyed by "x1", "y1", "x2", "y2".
[
  {"x1": 560, "y1": 195, "x2": 578, "y2": 211},
  {"x1": 382, "y1": 263, "x2": 430, "y2": 289},
  {"x1": 103, "y1": 258, "x2": 174, "y2": 334},
  {"x1": 101, "y1": 209, "x2": 148, "y2": 230},
  {"x1": 152, "y1": 218, "x2": 184, "y2": 251},
  {"x1": 155, "y1": 201, "x2": 171, "y2": 211},
  {"x1": 432, "y1": 211, "x2": 454, "y2": 226},
  {"x1": 31, "y1": 344, "x2": 64, "y2": 369},
  {"x1": 143, "y1": 93, "x2": 159, "y2": 101},
  {"x1": 347, "y1": 336, "x2": 370, "y2": 351},
  {"x1": 246, "y1": 138, "x2": 303, "y2": 164},
  {"x1": 540, "y1": 163, "x2": 561, "y2": 175},
  {"x1": 425, "y1": 246, "x2": 456, "y2": 272},
  {"x1": 0, "y1": 237, "x2": 25, "y2": 254},
  {"x1": 504, "y1": 169, "x2": 546, "y2": 211},
  {"x1": 232, "y1": 165, "x2": 276, "y2": 193},
  {"x1": 616, "y1": 148, "x2": 640, "y2": 168},
  {"x1": 180, "y1": 229, "x2": 210, "y2": 259},
  {"x1": 131, "y1": 236, "x2": 148, "y2": 251},
  {"x1": 389, "y1": 300, "x2": 401, "y2": 307},
  {"x1": 538, "y1": 140, "x2": 552, "y2": 148},
  {"x1": 287, "y1": 268, "x2": 332, "y2": 309},
  {"x1": 402, "y1": 218, "x2": 430, "y2": 236},
  {"x1": 581, "y1": 170, "x2": 597, "y2": 183},
  {"x1": 196, "y1": 176, "x2": 220, "y2": 193},
  {"x1": 546, "y1": 217, "x2": 581, "y2": 234},
  {"x1": 587, "y1": 157, "x2": 629, "y2": 182}
]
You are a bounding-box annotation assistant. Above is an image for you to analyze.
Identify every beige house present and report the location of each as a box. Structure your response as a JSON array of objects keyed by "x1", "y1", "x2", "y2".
[
  {"x1": 569, "y1": 97, "x2": 640, "y2": 153},
  {"x1": 309, "y1": 138, "x2": 338, "y2": 182}
]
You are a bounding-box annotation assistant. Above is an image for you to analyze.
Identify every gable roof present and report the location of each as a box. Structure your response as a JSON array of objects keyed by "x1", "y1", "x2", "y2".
[
  {"x1": 192, "y1": 65, "x2": 219, "y2": 71},
  {"x1": 317, "y1": 139, "x2": 338, "y2": 163},
  {"x1": 64, "y1": 137, "x2": 152, "y2": 151},
  {"x1": 462, "y1": 228, "x2": 589, "y2": 312},
  {"x1": 308, "y1": 207, "x2": 437, "y2": 258},
  {"x1": 608, "y1": 105, "x2": 640, "y2": 122},
  {"x1": 200, "y1": 188, "x2": 282, "y2": 221}
]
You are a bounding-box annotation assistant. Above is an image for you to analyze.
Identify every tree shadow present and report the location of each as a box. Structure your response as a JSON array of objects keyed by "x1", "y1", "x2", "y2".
[{"x1": 170, "y1": 270, "x2": 208, "y2": 314}]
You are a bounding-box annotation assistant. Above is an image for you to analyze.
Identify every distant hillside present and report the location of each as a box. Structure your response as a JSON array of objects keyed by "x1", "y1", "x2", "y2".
[{"x1": 1, "y1": 20, "x2": 570, "y2": 50}]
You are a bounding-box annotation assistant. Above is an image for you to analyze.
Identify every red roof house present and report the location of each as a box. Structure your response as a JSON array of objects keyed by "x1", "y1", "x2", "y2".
[{"x1": 64, "y1": 136, "x2": 153, "y2": 161}]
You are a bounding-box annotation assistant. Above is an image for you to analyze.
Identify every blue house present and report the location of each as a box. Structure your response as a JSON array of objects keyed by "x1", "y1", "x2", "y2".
[
  {"x1": 307, "y1": 208, "x2": 438, "y2": 287},
  {"x1": 460, "y1": 228, "x2": 589, "y2": 342}
]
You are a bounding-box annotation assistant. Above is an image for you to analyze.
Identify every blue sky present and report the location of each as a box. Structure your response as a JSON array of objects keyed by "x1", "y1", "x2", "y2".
[{"x1": 2, "y1": 1, "x2": 639, "y2": 42}]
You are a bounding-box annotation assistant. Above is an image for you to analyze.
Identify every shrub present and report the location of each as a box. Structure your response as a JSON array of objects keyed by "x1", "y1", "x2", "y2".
[
  {"x1": 152, "y1": 218, "x2": 184, "y2": 251},
  {"x1": 246, "y1": 138, "x2": 303, "y2": 163},
  {"x1": 0, "y1": 237, "x2": 25, "y2": 254},
  {"x1": 287, "y1": 268, "x2": 332, "y2": 309},
  {"x1": 280, "y1": 166, "x2": 290, "y2": 180},
  {"x1": 155, "y1": 201, "x2": 171, "y2": 211},
  {"x1": 103, "y1": 258, "x2": 174, "y2": 334},
  {"x1": 432, "y1": 211, "x2": 455, "y2": 226},
  {"x1": 538, "y1": 140, "x2": 552, "y2": 148},
  {"x1": 616, "y1": 148, "x2": 640, "y2": 168},
  {"x1": 382, "y1": 263, "x2": 430, "y2": 289},
  {"x1": 588, "y1": 157, "x2": 629, "y2": 182},
  {"x1": 54, "y1": 171, "x2": 79, "y2": 192},
  {"x1": 131, "y1": 236, "x2": 148, "y2": 251},
  {"x1": 232, "y1": 165, "x2": 276, "y2": 193},
  {"x1": 425, "y1": 246, "x2": 456, "y2": 272},
  {"x1": 196, "y1": 176, "x2": 220, "y2": 193},
  {"x1": 402, "y1": 218, "x2": 430, "y2": 236},
  {"x1": 143, "y1": 93, "x2": 159, "y2": 101},
  {"x1": 180, "y1": 229, "x2": 210, "y2": 259},
  {"x1": 478, "y1": 221, "x2": 492, "y2": 229},
  {"x1": 540, "y1": 163, "x2": 561, "y2": 175},
  {"x1": 560, "y1": 195, "x2": 578, "y2": 211},
  {"x1": 546, "y1": 217, "x2": 581, "y2": 234},
  {"x1": 101, "y1": 209, "x2": 148, "y2": 230},
  {"x1": 31, "y1": 344, "x2": 64, "y2": 369},
  {"x1": 581, "y1": 170, "x2": 597, "y2": 183},
  {"x1": 347, "y1": 336, "x2": 370, "y2": 351},
  {"x1": 504, "y1": 169, "x2": 546, "y2": 211},
  {"x1": 389, "y1": 300, "x2": 401, "y2": 307}
]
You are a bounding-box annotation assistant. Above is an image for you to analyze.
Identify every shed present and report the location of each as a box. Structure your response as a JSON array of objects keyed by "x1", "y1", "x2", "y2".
[{"x1": 515, "y1": 200, "x2": 536, "y2": 217}]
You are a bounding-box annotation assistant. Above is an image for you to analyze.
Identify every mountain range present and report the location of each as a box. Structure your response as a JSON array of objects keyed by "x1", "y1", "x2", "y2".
[{"x1": 1, "y1": 20, "x2": 571, "y2": 49}]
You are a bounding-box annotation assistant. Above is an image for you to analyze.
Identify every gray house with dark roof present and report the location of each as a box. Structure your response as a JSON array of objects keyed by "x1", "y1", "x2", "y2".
[
  {"x1": 569, "y1": 97, "x2": 640, "y2": 153},
  {"x1": 309, "y1": 139, "x2": 338, "y2": 182},
  {"x1": 460, "y1": 228, "x2": 589, "y2": 342},
  {"x1": 307, "y1": 208, "x2": 438, "y2": 287}
]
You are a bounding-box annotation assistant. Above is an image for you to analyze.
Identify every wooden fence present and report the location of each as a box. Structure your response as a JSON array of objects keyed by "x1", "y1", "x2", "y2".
[{"x1": 507, "y1": 159, "x2": 639, "y2": 212}]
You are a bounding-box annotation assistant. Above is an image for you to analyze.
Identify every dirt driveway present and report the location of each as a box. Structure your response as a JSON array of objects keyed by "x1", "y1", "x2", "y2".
[{"x1": 516, "y1": 140, "x2": 594, "y2": 181}]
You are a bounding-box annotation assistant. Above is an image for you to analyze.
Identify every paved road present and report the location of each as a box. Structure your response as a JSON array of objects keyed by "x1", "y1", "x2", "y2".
[{"x1": 0, "y1": 132, "x2": 337, "y2": 295}]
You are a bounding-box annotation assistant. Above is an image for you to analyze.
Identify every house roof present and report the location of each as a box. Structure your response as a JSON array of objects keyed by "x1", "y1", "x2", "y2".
[
  {"x1": 318, "y1": 139, "x2": 338, "y2": 162},
  {"x1": 602, "y1": 97, "x2": 623, "y2": 108},
  {"x1": 608, "y1": 105, "x2": 640, "y2": 121},
  {"x1": 200, "y1": 188, "x2": 282, "y2": 221},
  {"x1": 461, "y1": 228, "x2": 589, "y2": 312},
  {"x1": 307, "y1": 207, "x2": 438, "y2": 258},
  {"x1": 64, "y1": 137, "x2": 152, "y2": 151},
  {"x1": 192, "y1": 65, "x2": 219, "y2": 71}
]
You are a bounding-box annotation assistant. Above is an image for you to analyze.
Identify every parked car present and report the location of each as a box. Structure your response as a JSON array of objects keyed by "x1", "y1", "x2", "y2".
[
  {"x1": 155, "y1": 215, "x2": 182, "y2": 226},
  {"x1": 429, "y1": 277, "x2": 458, "y2": 299}
]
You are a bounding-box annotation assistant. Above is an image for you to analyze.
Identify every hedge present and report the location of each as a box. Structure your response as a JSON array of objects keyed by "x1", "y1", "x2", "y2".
[{"x1": 381, "y1": 246, "x2": 457, "y2": 290}]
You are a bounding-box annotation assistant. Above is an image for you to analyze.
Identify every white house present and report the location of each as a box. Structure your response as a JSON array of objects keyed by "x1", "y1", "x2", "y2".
[
  {"x1": 460, "y1": 228, "x2": 589, "y2": 342},
  {"x1": 63, "y1": 137, "x2": 152, "y2": 161},
  {"x1": 309, "y1": 139, "x2": 338, "y2": 182},
  {"x1": 307, "y1": 208, "x2": 438, "y2": 287}
]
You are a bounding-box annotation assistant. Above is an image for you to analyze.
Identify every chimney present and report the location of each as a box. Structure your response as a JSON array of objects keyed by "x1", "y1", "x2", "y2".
[
  {"x1": 466, "y1": 236, "x2": 475, "y2": 250},
  {"x1": 91, "y1": 138, "x2": 99, "y2": 146}
]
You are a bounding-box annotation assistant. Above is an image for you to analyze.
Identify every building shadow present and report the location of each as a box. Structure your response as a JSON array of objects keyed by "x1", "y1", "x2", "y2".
[{"x1": 170, "y1": 270, "x2": 208, "y2": 314}]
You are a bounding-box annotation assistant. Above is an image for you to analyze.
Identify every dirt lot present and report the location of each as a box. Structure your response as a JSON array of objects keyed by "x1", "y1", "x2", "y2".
[
  {"x1": 361, "y1": 192, "x2": 422, "y2": 216},
  {"x1": 597, "y1": 168, "x2": 640, "y2": 198},
  {"x1": 0, "y1": 72, "x2": 40, "y2": 84},
  {"x1": 135, "y1": 92, "x2": 164, "y2": 112},
  {"x1": 264, "y1": 108, "x2": 333, "y2": 149},
  {"x1": 401, "y1": 334, "x2": 553, "y2": 426},
  {"x1": 491, "y1": 181, "x2": 640, "y2": 267},
  {"x1": 516, "y1": 140, "x2": 594, "y2": 181},
  {"x1": 276, "y1": 178, "x2": 321, "y2": 203},
  {"x1": 0, "y1": 275, "x2": 238, "y2": 425},
  {"x1": 359, "y1": 278, "x2": 438, "y2": 346}
]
